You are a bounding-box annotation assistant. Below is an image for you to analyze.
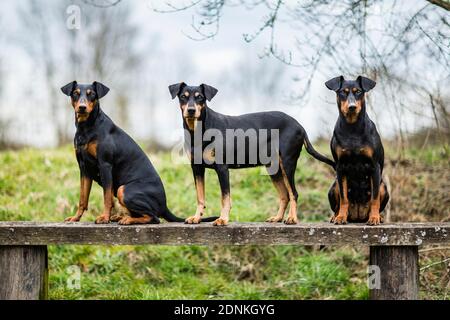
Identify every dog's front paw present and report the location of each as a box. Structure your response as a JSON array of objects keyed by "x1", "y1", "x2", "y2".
[
  {"x1": 333, "y1": 214, "x2": 347, "y2": 225},
  {"x1": 64, "y1": 216, "x2": 80, "y2": 223},
  {"x1": 284, "y1": 216, "x2": 298, "y2": 225},
  {"x1": 367, "y1": 214, "x2": 381, "y2": 226},
  {"x1": 185, "y1": 215, "x2": 202, "y2": 224},
  {"x1": 212, "y1": 217, "x2": 228, "y2": 226},
  {"x1": 95, "y1": 214, "x2": 110, "y2": 224},
  {"x1": 266, "y1": 215, "x2": 283, "y2": 223}
]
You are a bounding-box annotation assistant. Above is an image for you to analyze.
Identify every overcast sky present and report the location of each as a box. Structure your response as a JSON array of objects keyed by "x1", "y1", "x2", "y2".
[{"x1": 0, "y1": 0, "x2": 441, "y2": 147}]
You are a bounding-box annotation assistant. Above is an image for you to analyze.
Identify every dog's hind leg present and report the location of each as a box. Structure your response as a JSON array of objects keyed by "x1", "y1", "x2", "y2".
[
  {"x1": 212, "y1": 165, "x2": 231, "y2": 226},
  {"x1": 266, "y1": 168, "x2": 289, "y2": 223},
  {"x1": 110, "y1": 185, "x2": 128, "y2": 222},
  {"x1": 279, "y1": 157, "x2": 299, "y2": 225},
  {"x1": 114, "y1": 185, "x2": 160, "y2": 225},
  {"x1": 110, "y1": 199, "x2": 126, "y2": 222},
  {"x1": 328, "y1": 180, "x2": 339, "y2": 222},
  {"x1": 118, "y1": 214, "x2": 158, "y2": 225}
]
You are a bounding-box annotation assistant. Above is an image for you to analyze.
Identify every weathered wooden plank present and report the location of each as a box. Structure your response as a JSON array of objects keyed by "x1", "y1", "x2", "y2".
[
  {"x1": 0, "y1": 246, "x2": 48, "y2": 300},
  {"x1": 0, "y1": 222, "x2": 448, "y2": 246},
  {"x1": 369, "y1": 246, "x2": 419, "y2": 300}
]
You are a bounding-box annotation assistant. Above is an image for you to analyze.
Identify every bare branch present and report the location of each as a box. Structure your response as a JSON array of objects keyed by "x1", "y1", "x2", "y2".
[
  {"x1": 82, "y1": 0, "x2": 122, "y2": 8},
  {"x1": 426, "y1": 0, "x2": 450, "y2": 11}
]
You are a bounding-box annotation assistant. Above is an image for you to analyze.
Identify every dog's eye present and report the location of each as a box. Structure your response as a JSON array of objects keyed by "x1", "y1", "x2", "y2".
[
  {"x1": 196, "y1": 95, "x2": 203, "y2": 100},
  {"x1": 355, "y1": 90, "x2": 362, "y2": 95},
  {"x1": 180, "y1": 95, "x2": 187, "y2": 99}
]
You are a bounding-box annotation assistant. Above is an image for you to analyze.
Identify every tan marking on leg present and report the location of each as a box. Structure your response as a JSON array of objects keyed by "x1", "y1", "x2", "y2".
[
  {"x1": 279, "y1": 159, "x2": 298, "y2": 225},
  {"x1": 334, "y1": 176, "x2": 348, "y2": 224},
  {"x1": 367, "y1": 179, "x2": 382, "y2": 225},
  {"x1": 213, "y1": 193, "x2": 231, "y2": 226},
  {"x1": 185, "y1": 176, "x2": 205, "y2": 224},
  {"x1": 118, "y1": 214, "x2": 153, "y2": 225},
  {"x1": 95, "y1": 186, "x2": 113, "y2": 224},
  {"x1": 65, "y1": 176, "x2": 92, "y2": 222},
  {"x1": 111, "y1": 186, "x2": 130, "y2": 222},
  {"x1": 266, "y1": 177, "x2": 289, "y2": 223}
]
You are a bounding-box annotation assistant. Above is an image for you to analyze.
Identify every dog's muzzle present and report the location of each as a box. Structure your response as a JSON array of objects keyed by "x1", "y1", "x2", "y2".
[{"x1": 187, "y1": 108, "x2": 196, "y2": 117}]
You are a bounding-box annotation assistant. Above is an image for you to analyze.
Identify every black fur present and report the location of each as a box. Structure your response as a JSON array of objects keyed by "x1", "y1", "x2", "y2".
[
  {"x1": 170, "y1": 83, "x2": 335, "y2": 225},
  {"x1": 325, "y1": 76, "x2": 389, "y2": 225},
  {"x1": 61, "y1": 81, "x2": 216, "y2": 224}
]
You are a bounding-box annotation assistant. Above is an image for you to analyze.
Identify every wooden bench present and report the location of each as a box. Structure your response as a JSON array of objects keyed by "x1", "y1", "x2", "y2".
[{"x1": 1, "y1": 222, "x2": 449, "y2": 300}]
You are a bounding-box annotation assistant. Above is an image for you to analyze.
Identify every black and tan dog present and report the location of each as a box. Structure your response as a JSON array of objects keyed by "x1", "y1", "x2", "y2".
[
  {"x1": 169, "y1": 82, "x2": 335, "y2": 226},
  {"x1": 325, "y1": 76, "x2": 389, "y2": 225},
  {"x1": 61, "y1": 81, "x2": 212, "y2": 225}
]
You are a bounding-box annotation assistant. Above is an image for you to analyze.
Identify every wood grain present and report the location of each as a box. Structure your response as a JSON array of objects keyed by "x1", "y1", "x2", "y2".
[
  {"x1": 0, "y1": 222, "x2": 448, "y2": 246},
  {"x1": 0, "y1": 246, "x2": 48, "y2": 300},
  {"x1": 369, "y1": 246, "x2": 419, "y2": 300}
]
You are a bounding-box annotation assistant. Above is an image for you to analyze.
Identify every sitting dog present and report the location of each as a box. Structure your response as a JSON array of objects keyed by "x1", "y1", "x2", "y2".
[
  {"x1": 169, "y1": 82, "x2": 335, "y2": 226},
  {"x1": 61, "y1": 81, "x2": 215, "y2": 225},
  {"x1": 325, "y1": 75, "x2": 389, "y2": 225}
]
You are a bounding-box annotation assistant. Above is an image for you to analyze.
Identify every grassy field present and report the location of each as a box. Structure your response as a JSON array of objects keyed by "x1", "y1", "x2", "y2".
[{"x1": 0, "y1": 143, "x2": 448, "y2": 299}]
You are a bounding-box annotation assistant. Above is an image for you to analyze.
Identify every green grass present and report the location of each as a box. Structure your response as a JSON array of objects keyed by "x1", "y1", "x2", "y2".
[{"x1": 0, "y1": 144, "x2": 447, "y2": 299}]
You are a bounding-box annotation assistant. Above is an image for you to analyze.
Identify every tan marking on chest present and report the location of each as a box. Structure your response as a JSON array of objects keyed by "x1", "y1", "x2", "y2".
[
  {"x1": 359, "y1": 146, "x2": 374, "y2": 158},
  {"x1": 203, "y1": 148, "x2": 215, "y2": 163},
  {"x1": 336, "y1": 146, "x2": 351, "y2": 159},
  {"x1": 86, "y1": 141, "x2": 98, "y2": 158},
  {"x1": 185, "y1": 118, "x2": 197, "y2": 131}
]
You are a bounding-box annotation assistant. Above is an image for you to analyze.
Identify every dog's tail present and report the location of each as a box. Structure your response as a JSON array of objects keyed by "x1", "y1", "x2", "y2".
[
  {"x1": 303, "y1": 133, "x2": 335, "y2": 169},
  {"x1": 162, "y1": 207, "x2": 218, "y2": 223}
]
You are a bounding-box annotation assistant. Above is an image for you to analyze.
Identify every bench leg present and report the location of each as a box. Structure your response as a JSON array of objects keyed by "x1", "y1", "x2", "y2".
[
  {"x1": 0, "y1": 246, "x2": 48, "y2": 300},
  {"x1": 369, "y1": 246, "x2": 419, "y2": 300}
]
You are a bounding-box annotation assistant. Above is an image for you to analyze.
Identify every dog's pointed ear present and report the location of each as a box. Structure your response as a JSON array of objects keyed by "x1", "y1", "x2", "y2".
[
  {"x1": 200, "y1": 83, "x2": 218, "y2": 102},
  {"x1": 325, "y1": 76, "x2": 344, "y2": 92},
  {"x1": 61, "y1": 81, "x2": 77, "y2": 96},
  {"x1": 93, "y1": 81, "x2": 110, "y2": 99},
  {"x1": 357, "y1": 76, "x2": 376, "y2": 92},
  {"x1": 168, "y1": 82, "x2": 186, "y2": 99}
]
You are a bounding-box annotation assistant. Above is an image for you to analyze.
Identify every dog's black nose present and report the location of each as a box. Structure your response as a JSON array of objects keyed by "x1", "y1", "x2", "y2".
[
  {"x1": 348, "y1": 105, "x2": 357, "y2": 112},
  {"x1": 78, "y1": 105, "x2": 87, "y2": 112},
  {"x1": 187, "y1": 108, "x2": 196, "y2": 116}
]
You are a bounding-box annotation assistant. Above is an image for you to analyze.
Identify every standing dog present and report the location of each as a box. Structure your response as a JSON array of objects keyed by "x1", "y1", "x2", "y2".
[
  {"x1": 169, "y1": 82, "x2": 335, "y2": 226},
  {"x1": 325, "y1": 76, "x2": 389, "y2": 225},
  {"x1": 61, "y1": 81, "x2": 205, "y2": 225}
]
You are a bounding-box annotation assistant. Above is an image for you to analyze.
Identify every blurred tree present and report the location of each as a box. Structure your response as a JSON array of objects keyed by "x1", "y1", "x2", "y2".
[
  {"x1": 148, "y1": 0, "x2": 449, "y2": 156},
  {"x1": 18, "y1": 0, "x2": 142, "y2": 144},
  {"x1": 225, "y1": 54, "x2": 286, "y2": 112},
  {"x1": 92, "y1": 1, "x2": 449, "y2": 150},
  {"x1": 19, "y1": 0, "x2": 68, "y2": 144},
  {"x1": 64, "y1": 1, "x2": 142, "y2": 130}
]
